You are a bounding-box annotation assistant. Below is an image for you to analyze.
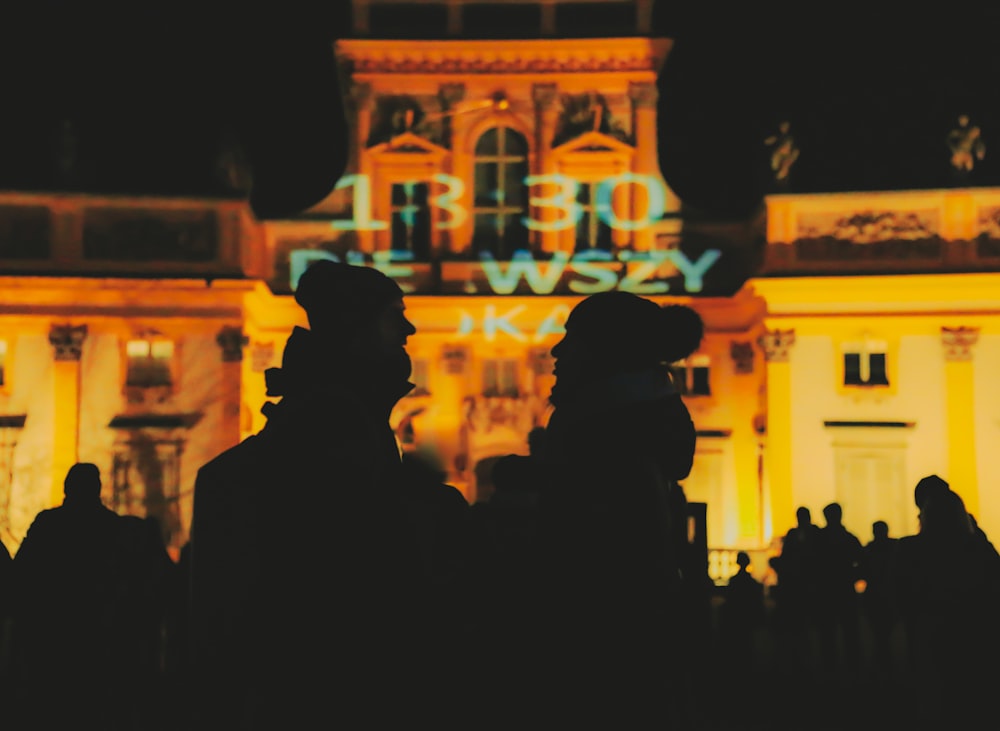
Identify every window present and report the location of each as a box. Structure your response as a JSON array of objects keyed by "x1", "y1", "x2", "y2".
[
  {"x1": 482, "y1": 358, "x2": 520, "y2": 397},
  {"x1": 390, "y1": 181, "x2": 431, "y2": 259},
  {"x1": 575, "y1": 181, "x2": 613, "y2": 252},
  {"x1": 670, "y1": 355, "x2": 711, "y2": 396},
  {"x1": 842, "y1": 340, "x2": 889, "y2": 386},
  {"x1": 472, "y1": 127, "x2": 530, "y2": 259},
  {"x1": 126, "y1": 339, "x2": 173, "y2": 388}
]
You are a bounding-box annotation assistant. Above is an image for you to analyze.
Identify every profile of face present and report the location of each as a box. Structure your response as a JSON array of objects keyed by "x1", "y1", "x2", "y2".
[
  {"x1": 366, "y1": 297, "x2": 417, "y2": 381},
  {"x1": 549, "y1": 318, "x2": 595, "y2": 404}
]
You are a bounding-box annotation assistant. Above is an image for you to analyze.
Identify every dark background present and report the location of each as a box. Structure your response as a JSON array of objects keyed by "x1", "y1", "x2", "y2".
[{"x1": 2, "y1": 1, "x2": 998, "y2": 220}]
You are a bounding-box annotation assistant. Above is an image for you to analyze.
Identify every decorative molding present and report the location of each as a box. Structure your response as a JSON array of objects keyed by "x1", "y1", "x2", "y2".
[
  {"x1": 799, "y1": 210, "x2": 937, "y2": 243},
  {"x1": 109, "y1": 413, "x2": 202, "y2": 430},
  {"x1": 941, "y1": 326, "x2": 979, "y2": 361},
  {"x1": 339, "y1": 41, "x2": 661, "y2": 75},
  {"x1": 757, "y1": 329, "x2": 795, "y2": 363},
  {"x1": 823, "y1": 420, "x2": 915, "y2": 428},
  {"x1": 628, "y1": 81, "x2": 658, "y2": 109},
  {"x1": 532, "y1": 82, "x2": 559, "y2": 109},
  {"x1": 49, "y1": 324, "x2": 87, "y2": 361},
  {"x1": 729, "y1": 340, "x2": 755, "y2": 374},
  {"x1": 216, "y1": 326, "x2": 248, "y2": 363}
]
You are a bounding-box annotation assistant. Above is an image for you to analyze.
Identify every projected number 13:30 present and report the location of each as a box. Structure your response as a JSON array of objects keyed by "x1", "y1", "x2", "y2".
[{"x1": 330, "y1": 173, "x2": 668, "y2": 233}]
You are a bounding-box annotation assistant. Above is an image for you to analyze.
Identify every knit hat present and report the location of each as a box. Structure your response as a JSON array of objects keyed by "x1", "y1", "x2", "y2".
[
  {"x1": 294, "y1": 260, "x2": 405, "y2": 337},
  {"x1": 563, "y1": 292, "x2": 704, "y2": 368}
]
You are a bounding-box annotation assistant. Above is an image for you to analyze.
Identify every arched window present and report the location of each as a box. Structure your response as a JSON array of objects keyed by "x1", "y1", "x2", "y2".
[{"x1": 472, "y1": 127, "x2": 529, "y2": 259}]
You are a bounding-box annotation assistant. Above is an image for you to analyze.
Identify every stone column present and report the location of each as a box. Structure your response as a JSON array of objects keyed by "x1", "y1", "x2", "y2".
[
  {"x1": 757, "y1": 328, "x2": 795, "y2": 540},
  {"x1": 216, "y1": 326, "x2": 248, "y2": 450},
  {"x1": 532, "y1": 83, "x2": 560, "y2": 254},
  {"x1": 941, "y1": 326, "x2": 980, "y2": 516},
  {"x1": 729, "y1": 339, "x2": 763, "y2": 543},
  {"x1": 630, "y1": 81, "x2": 681, "y2": 247},
  {"x1": 49, "y1": 324, "x2": 87, "y2": 506}
]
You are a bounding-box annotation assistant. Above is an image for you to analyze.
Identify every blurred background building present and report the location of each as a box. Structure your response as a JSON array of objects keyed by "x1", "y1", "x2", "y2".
[{"x1": 1, "y1": 0, "x2": 999, "y2": 582}]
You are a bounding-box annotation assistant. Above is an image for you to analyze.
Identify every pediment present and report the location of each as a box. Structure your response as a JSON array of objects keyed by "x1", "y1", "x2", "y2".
[
  {"x1": 552, "y1": 130, "x2": 634, "y2": 156},
  {"x1": 369, "y1": 132, "x2": 449, "y2": 158}
]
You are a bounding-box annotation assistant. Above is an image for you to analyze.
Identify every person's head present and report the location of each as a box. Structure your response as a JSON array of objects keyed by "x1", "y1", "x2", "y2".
[
  {"x1": 294, "y1": 260, "x2": 416, "y2": 382},
  {"x1": 549, "y1": 292, "x2": 703, "y2": 405},
  {"x1": 822, "y1": 502, "x2": 843, "y2": 527},
  {"x1": 63, "y1": 463, "x2": 102, "y2": 504},
  {"x1": 795, "y1": 506, "x2": 812, "y2": 527},
  {"x1": 920, "y1": 489, "x2": 972, "y2": 539},
  {"x1": 872, "y1": 520, "x2": 889, "y2": 541},
  {"x1": 915, "y1": 474, "x2": 950, "y2": 512},
  {"x1": 736, "y1": 551, "x2": 751, "y2": 572}
]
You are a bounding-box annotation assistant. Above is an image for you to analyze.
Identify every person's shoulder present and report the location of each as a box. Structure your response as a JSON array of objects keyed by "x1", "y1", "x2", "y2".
[{"x1": 197, "y1": 435, "x2": 266, "y2": 479}]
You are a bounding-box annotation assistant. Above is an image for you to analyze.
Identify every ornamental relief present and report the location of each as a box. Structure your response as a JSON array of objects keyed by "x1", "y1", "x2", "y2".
[
  {"x1": 344, "y1": 54, "x2": 658, "y2": 75},
  {"x1": 798, "y1": 210, "x2": 939, "y2": 244}
]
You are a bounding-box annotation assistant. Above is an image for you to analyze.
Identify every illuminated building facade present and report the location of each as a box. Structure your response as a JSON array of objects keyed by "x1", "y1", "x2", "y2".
[{"x1": 2, "y1": 1, "x2": 1000, "y2": 575}]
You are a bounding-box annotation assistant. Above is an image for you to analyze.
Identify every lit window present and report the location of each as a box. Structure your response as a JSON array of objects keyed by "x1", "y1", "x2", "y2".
[
  {"x1": 575, "y1": 181, "x2": 612, "y2": 252},
  {"x1": 843, "y1": 340, "x2": 889, "y2": 387},
  {"x1": 472, "y1": 126, "x2": 530, "y2": 259},
  {"x1": 390, "y1": 181, "x2": 430, "y2": 260},
  {"x1": 126, "y1": 339, "x2": 173, "y2": 388},
  {"x1": 671, "y1": 355, "x2": 711, "y2": 396},
  {"x1": 0, "y1": 340, "x2": 6, "y2": 387},
  {"x1": 482, "y1": 358, "x2": 520, "y2": 398}
]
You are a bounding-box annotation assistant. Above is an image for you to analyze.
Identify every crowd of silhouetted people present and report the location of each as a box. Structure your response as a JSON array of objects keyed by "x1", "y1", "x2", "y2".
[{"x1": 0, "y1": 264, "x2": 998, "y2": 730}]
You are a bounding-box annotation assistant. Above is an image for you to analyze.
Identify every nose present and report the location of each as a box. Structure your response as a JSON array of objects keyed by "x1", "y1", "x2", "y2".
[
  {"x1": 403, "y1": 315, "x2": 417, "y2": 337},
  {"x1": 550, "y1": 338, "x2": 564, "y2": 359}
]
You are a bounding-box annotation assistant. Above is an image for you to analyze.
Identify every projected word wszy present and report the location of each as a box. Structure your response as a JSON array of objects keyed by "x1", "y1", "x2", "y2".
[
  {"x1": 331, "y1": 172, "x2": 669, "y2": 233},
  {"x1": 289, "y1": 248, "x2": 721, "y2": 296}
]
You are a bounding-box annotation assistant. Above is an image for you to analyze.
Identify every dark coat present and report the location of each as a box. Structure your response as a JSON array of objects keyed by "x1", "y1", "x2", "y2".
[{"x1": 190, "y1": 327, "x2": 430, "y2": 730}]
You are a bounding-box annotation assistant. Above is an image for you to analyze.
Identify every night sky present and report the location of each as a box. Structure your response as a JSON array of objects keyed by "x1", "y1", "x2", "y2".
[{"x1": 3, "y1": 2, "x2": 999, "y2": 220}]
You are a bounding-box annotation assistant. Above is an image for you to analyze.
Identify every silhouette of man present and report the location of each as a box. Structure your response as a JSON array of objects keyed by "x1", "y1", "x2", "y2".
[
  {"x1": 190, "y1": 261, "x2": 428, "y2": 730},
  {"x1": 10, "y1": 463, "x2": 125, "y2": 729},
  {"x1": 534, "y1": 292, "x2": 704, "y2": 728},
  {"x1": 858, "y1": 520, "x2": 898, "y2": 676},
  {"x1": 815, "y1": 502, "x2": 863, "y2": 674}
]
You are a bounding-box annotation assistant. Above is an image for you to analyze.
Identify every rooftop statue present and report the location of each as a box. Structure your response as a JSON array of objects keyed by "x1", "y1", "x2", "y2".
[
  {"x1": 947, "y1": 114, "x2": 986, "y2": 174},
  {"x1": 764, "y1": 120, "x2": 800, "y2": 184}
]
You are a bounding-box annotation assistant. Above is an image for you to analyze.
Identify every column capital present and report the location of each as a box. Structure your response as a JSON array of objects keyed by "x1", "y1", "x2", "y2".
[
  {"x1": 730, "y1": 340, "x2": 756, "y2": 374},
  {"x1": 532, "y1": 82, "x2": 559, "y2": 110},
  {"x1": 350, "y1": 81, "x2": 375, "y2": 110},
  {"x1": 216, "y1": 326, "x2": 248, "y2": 363},
  {"x1": 49, "y1": 324, "x2": 87, "y2": 361},
  {"x1": 941, "y1": 326, "x2": 979, "y2": 361},
  {"x1": 628, "y1": 81, "x2": 659, "y2": 109},
  {"x1": 439, "y1": 82, "x2": 466, "y2": 108},
  {"x1": 757, "y1": 329, "x2": 795, "y2": 363}
]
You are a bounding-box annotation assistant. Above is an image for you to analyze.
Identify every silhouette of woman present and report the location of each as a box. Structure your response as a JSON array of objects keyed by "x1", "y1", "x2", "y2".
[{"x1": 532, "y1": 291, "x2": 704, "y2": 728}]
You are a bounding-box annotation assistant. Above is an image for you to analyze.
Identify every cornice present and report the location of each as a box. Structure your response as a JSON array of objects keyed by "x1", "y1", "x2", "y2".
[{"x1": 337, "y1": 37, "x2": 671, "y2": 76}]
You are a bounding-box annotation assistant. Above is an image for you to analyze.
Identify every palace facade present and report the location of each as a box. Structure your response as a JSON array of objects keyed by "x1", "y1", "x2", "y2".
[{"x1": 2, "y1": 1, "x2": 999, "y2": 582}]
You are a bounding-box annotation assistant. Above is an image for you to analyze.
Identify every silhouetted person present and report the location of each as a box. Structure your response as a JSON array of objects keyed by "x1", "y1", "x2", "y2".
[
  {"x1": 112, "y1": 514, "x2": 176, "y2": 730},
  {"x1": 190, "y1": 261, "x2": 433, "y2": 730},
  {"x1": 720, "y1": 552, "x2": 766, "y2": 678},
  {"x1": 467, "y1": 442, "x2": 547, "y2": 722},
  {"x1": 533, "y1": 292, "x2": 703, "y2": 728},
  {"x1": 815, "y1": 502, "x2": 863, "y2": 676},
  {"x1": 891, "y1": 487, "x2": 1000, "y2": 729},
  {"x1": 10, "y1": 463, "x2": 125, "y2": 730},
  {"x1": 858, "y1": 520, "x2": 899, "y2": 678},
  {"x1": 770, "y1": 506, "x2": 823, "y2": 633}
]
